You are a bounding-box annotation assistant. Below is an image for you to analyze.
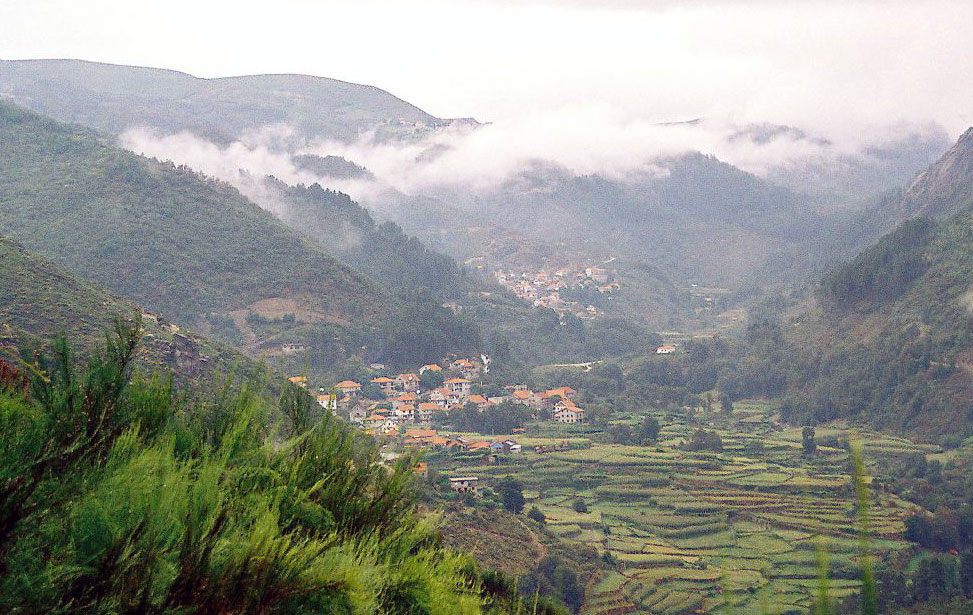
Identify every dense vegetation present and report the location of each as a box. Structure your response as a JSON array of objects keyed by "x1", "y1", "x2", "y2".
[
  {"x1": 818, "y1": 217, "x2": 938, "y2": 311},
  {"x1": 0, "y1": 101, "x2": 491, "y2": 374},
  {"x1": 731, "y1": 204, "x2": 973, "y2": 437},
  {"x1": 0, "y1": 321, "x2": 549, "y2": 614},
  {"x1": 269, "y1": 180, "x2": 467, "y2": 298},
  {"x1": 0, "y1": 100, "x2": 381, "y2": 326}
]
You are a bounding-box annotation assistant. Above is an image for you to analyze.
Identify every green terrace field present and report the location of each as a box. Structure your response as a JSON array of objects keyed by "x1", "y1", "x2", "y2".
[{"x1": 432, "y1": 412, "x2": 929, "y2": 615}]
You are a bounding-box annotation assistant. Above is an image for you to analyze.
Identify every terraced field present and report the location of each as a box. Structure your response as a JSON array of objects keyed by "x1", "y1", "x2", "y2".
[{"x1": 433, "y1": 408, "x2": 929, "y2": 615}]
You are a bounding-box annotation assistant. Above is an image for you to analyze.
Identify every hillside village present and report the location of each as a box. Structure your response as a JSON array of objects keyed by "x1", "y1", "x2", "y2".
[
  {"x1": 288, "y1": 356, "x2": 585, "y2": 457},
  {"x1": 492, "y1": 263, "x2": 620, "y2": 321}
]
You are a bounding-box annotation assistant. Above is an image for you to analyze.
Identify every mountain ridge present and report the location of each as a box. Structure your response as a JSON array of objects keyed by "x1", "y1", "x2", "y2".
[{"x1": 0, "y1": 58, "x2": 457, "y2": 143}]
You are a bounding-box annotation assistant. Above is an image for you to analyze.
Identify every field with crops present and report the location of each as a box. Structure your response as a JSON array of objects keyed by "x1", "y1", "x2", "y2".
[{"x1": 431, "y1": 402, "x2": 934, "y2": 615}]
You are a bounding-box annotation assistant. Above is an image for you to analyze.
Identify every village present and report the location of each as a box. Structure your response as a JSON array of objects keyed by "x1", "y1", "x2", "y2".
[
  {"x1": 492, "y1": 263, "x2": 620, "y2": 321},
  {"x1": 287, "y1": 355, "x2": 587, "y2": 491}
]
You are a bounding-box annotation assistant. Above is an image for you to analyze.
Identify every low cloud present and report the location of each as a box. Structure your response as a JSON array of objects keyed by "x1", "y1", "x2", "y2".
[{"x1": 121, "y1": 107, "x2": 946, "y2": 213}]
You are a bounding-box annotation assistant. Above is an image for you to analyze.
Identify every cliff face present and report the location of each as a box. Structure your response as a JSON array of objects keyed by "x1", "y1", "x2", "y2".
[{"x1": 902, "y1": 127, "x2": 973, "y2": 218}]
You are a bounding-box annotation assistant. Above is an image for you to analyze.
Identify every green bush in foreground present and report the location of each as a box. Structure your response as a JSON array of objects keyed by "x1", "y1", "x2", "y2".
[{"x1": 0, "y1": 318, "x2": 502, "y2": 614}]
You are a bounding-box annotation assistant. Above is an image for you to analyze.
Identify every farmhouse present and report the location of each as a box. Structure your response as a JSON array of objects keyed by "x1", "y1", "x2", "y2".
[
  {"x1": 448, "y1": 477, "x2": 479, "y2": 493},
  {"x1": 417, "y1": 402, "x2": 439, "y2": 422},
  {"x1": 656, "y1": 344, "x2": 677, "y2": 355},
  {"x1": 419, "y1": 363, "x2": 442, "y2": 374},
  {"x1": 467, "y1": 394, "x2": 491, "y2": 408},
  {"x1": 553, "y1": 402, "x2": 585, "y2": 424},
  {"x1": 334, "y1": 380, "x2": 362, "y2": 396},
  {"x1": 426, "y1": 389, "x2": 449, "y2": 407},
  {"x1": 394, "y1": 404, "x2": 416, "y2": 422},
  {"x1": 510, "y1": 389, "x2": 540, "y2": 409},
  {"x1": 392, "y1": 392, "x2": 418, "y2": 412},
  {"x1": 287, "y1": 375, "x2": 308, "y2": 388}
]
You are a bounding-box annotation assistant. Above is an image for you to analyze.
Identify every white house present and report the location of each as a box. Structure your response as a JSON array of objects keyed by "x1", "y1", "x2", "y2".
[{"x1": 553, "y1": 404, "x2": 584, "y2": 424}]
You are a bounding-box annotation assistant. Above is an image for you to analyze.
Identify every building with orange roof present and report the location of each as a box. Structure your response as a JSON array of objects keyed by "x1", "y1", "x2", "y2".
[
  {"x1": 287, "y1": 375, "x2": 308, "y2": 388},
  {"x1": 444, "y1": 377, "x2": 471, "y2": 398},
  {"x1": 419, "y1": 364, "x2": 442, "y2": 374},
  {"x1": 334, "y1": 380, "x2": 361, "y2": 396},
  {"x1": 395, "y1": 373, "x2": 420, "y2": 393},
  {"x1": 467, "y1": 394, "x2": 491, "y2": 407},
  {"x1": 405, "y1": 428, "x2": 437, "y2": 439},
  {"x1": 553, "y1": 404, "x2": 584, "y2": 424},
  {"x1": 371, "y1": 376, "x2": 396, "y2": 396},
  {"x1": 467, "y1": 441, "x2": 491, "y2": 451},
  {"x1": 316, "y1": 393, "x2": 337, "y2": 413},
  {"x1": 393, "y1": 392, "x2": 418, "y2": 413},
  {"x1": 417, "y1": 402, "x2": 439, "y2": 423}
]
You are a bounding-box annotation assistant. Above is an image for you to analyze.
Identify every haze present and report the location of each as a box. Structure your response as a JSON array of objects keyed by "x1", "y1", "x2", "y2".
[{"x1": 3, "y1": 0, "x2": 972, "y2": 141}]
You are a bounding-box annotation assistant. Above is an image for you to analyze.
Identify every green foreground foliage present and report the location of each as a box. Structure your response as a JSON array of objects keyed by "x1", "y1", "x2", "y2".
[{"x1": 0, "y1": 320, "x2": 537, "y2": 614}]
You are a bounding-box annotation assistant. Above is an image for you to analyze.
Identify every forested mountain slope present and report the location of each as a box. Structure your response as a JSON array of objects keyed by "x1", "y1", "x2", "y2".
[
  {"x1": 0, "y1": 236, "x2": 267, "y2": 387},
  {"x1": 0, "y1": 58, "x2": 447, "y2": 143},
  {"x1": 0, "y1": 100, "x2": 384, "y2": 329},
  {"x1": 400, "y1": 153, "x2": 823, "y2": 288},
  {"x1": 740, "y1": 127, "x2": 973, "y2": 437},
  {"x1": 263, "y1": 178, "x2": 469, "y2": 298}
]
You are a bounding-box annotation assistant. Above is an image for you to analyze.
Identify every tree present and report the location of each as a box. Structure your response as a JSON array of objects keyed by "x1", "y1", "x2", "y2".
[
  {"x1": 802, "y1": 426, "x2": 817, "y2": 456},
  {"x1": 498, "y1": 477, "x2": 525, "y2": 514},
  {"x1": 961, "y1": 551, "x2": 973, "y2": 598},
  {"x1": 720, "y1": 393, "x2": 734, "y2": 415},
  {"x1": 682, "y1": 429, "x2": 723, "y2": 452},
  {"x1": 638, "y1": 416, "x2": 661, "y2": 443},
  {"x1": 572, "y1": 498, "x2": 588, "y2": 513},
  {"x1": 361, "y1": 382, "x2": 386, "y2": 400},
  {"x1": 0, "y1": 320, "x2": 486, "y2": 614},
  {"x1": 528, "y1": 506, "x2": 547, "y2": 523},
  {"x1": 608, "y1": 423, "x2": 633, "y2": 445}
]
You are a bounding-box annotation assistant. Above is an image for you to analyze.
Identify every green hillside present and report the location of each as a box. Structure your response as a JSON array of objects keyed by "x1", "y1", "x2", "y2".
[
  {"x1": 0, "y1": 100, "x2": 385, "y2": 328},
  {"x1": 266, "y1": 179, "x2": 468, "y2": 298},
  {"x1": 0, "y1": 235, "x2": 267, "y2": 388},
  {"x1": 737, "y1": 128, "x2": 973, "y2": 437},
  {"x1": 0, "y1": 58, "x2": 447, "y2": 143},
  {"x1": 0, "y1": 235, "x2": 134, "y2": 348}
]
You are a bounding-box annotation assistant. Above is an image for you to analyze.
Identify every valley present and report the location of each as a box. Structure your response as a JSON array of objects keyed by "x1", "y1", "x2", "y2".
[{"x1": 1, "y1": 37, "x2": 972, "y2": 615}]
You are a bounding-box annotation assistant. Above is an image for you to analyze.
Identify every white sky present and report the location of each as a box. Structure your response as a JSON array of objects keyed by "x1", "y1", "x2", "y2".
[{"x1": 2, "y1": 0, "x2": 972, "y2": 142}]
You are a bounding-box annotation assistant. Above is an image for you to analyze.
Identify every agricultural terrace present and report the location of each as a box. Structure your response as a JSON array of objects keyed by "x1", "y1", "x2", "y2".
[{"x1": 431, "y1": 403, "x2": 934, "y2": 615}]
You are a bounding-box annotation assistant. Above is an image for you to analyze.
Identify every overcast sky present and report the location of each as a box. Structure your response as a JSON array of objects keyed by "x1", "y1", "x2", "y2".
[{"x1": 2, "y1": 0, "x2": 972, "y2": 142}]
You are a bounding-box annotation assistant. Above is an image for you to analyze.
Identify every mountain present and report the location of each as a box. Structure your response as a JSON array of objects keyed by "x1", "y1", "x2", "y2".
[
  {"x1": 0, "y1": 100, "x2": 383, "y2": 328},
  {"x1": 737, "y1": 127, "x2": 973, "y2": 438},
  {"x1": 396, "y1": 154, "x2": 819, "y2": 288},
  {"x1": 261, "y1": 178, "x2": 468, "y2": 298},
  {"x1": 901, "y1": 127, "x2": 973, "y2": 218},
  {"x1": 0, "y1": 58, "x2": 448, "y2": 143},
  {"x1": 0, "y1": 235, "x2": 266, "y2": 387}
]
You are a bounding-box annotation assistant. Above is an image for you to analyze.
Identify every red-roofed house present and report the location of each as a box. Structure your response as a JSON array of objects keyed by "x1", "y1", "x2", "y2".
[
  {"x1": 371, "y1": 376, "x2": 396, "y2": 396},
  {"x1": 445, "y1": 377, "x2": 471, "y2": 398},
  {"x1": 335, "y1": 381, "x2": 362, "y2": 397},
  {"x1": 395, "y1": 373, "x2": 420, "y2": 393}
]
